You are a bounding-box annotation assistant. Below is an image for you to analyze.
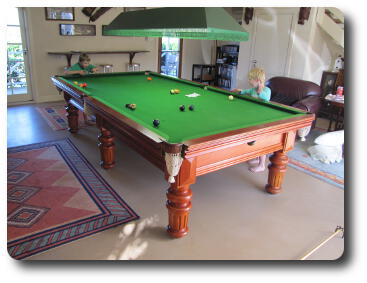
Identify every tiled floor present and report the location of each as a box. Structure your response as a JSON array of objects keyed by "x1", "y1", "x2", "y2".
[{"x1": 7, "y1": 102, "x2": 344, "y2": 260}]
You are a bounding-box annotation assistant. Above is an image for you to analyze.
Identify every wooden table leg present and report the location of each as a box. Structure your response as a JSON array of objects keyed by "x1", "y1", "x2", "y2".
[
  {"x1": 65, "y1": 104, "x2": 79, "y2": 133},
  {"x1": 98, "y1": 127, "x2": 115, "y2": 169},
  {"x1": 164, "y1": 144, "x2": 196, "y2": 238},
  {"x1": 265, "y1": 150, "x2": 289, "y2": 194},
  {"x1": 166, "y1": 183, "x2": 193, "y2": 238},
  {"x1": 327, "y1": 108, "x2": 334, "y2": 132}
]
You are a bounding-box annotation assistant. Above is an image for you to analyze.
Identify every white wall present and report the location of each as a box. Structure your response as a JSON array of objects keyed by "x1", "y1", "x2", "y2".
[
  {"x1": 181, "y1": 39, "x2": 215, "y2": 80},
  {"x1": 24, "y1": 7, "x2": 212, "y2": 103},
  {"x1": 302, "y1": 9, "x2": 344, "y2": 83},
  {"x1": 235, "y1": 7, "x2": 344, "y2": 89}
]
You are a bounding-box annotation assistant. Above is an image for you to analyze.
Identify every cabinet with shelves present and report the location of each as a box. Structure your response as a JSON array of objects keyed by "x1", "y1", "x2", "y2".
[{"x1": 215, "y1": 45, "x2": 239, "y2": 90}]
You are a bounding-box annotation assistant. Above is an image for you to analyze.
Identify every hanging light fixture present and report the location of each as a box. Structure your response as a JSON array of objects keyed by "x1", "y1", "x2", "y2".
[{"x1": 103, "y1": 7, "x2": 249, "y2": 42}]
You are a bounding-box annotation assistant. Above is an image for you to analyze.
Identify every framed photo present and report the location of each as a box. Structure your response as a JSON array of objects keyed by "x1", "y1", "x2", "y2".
[
  {"x1": 124, "y1": 7, "x2": 146, "y2": 12},
  {"x1": 45, "y1": 7, "x2": 74, "y2": 21},
  {"x1": 60, "y1": 24, "x2": 96, "y2": 36},
  {"x1": 320, "y1": 71, "x2": 338, "y2": 97}
]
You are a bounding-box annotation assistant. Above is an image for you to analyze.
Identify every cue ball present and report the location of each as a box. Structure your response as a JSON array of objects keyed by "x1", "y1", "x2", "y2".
[
  {"x1": 228, "y1": 95, "x2": 234, "y2": 100},
  {"x1": 153, "y1": 119, "x2": 160, "y2": 127},
  {"x1": 179, "y1": 105, "x2": 185, "y2": 111},
  {"x1": 189, "y1": 105, "x2": 194, "y2": 111}
]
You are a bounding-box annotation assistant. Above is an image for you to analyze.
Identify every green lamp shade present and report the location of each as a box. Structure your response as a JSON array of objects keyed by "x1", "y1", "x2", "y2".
[{"x1": 103, "y1": 7, "x2": 249, "y2": 41}]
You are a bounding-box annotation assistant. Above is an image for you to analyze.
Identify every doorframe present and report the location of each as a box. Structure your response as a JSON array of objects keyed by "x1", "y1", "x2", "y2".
[
  {"x1": 7, "y1": 8, "x2": 33, "y2": 104},
  {"x1": 248, "y1": 7, "x2": 298, "y2": 77}
]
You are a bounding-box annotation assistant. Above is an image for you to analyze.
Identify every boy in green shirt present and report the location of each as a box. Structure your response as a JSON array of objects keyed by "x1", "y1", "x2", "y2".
[
  {"x1": 65, "y1": 53, "x2": 98, "y2": 75},
  {"x1": 233, "y1": 68, "x2": 271, "y2": 173},
  {"x1": 233, "y1": 67, "x2": 271, "y2": 101},
  {"x1": 65, "y1": 54, "x2": 97, "y2": 124}
]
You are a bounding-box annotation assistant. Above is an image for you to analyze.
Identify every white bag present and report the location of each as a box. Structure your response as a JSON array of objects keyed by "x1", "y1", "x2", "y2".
[
  {"x1": 314, "y1": 130, "x2": 344, "y2": 146},
  {"x1": 307, "y1": 144, "x2": 343, "y2": 164}
]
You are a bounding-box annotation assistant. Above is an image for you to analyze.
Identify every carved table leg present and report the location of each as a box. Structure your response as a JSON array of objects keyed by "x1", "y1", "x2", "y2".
[
  {"x1": 265, "y1": 150, "x2": 289, "y2": 194},
  {"x1": 65, "y1": 104, "x2": 79, "y2": 133},
  {"x1": 164, "y1": 144, "x2": 196, "y2": 238},
  {"x1": 166, "y1": 183, "x2": 193, "y2": 238},
  {"x1": 98, "y1": 127, "x2": 115, "y2": 169}
]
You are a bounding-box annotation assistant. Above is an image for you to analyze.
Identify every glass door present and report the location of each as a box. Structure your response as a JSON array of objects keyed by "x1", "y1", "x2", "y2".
[{"x1": 7, "y1": 8, "x2": 32, "y2": 103}]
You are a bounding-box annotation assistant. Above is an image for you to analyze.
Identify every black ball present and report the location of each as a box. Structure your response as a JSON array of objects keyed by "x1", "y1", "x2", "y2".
[
  {"x1": 179, "y1": 105, "x2": 185, "y2": 111},
  {"x1": 125, "y1": 104, "x2": 130, "y2": 108},
  {"x1": 153, "y1": 119, "x2": 160, "y2": 127},
  {"x1": 189, "y1": 105, "x2": 194, "y2": 111}
]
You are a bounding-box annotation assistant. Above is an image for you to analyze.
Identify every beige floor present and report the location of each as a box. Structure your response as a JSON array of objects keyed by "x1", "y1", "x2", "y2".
[{"x1": 7, "y1": 102, "x2": 344, "y2": 260}]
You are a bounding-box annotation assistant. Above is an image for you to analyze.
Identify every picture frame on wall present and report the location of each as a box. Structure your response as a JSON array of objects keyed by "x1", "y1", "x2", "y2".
[
  {"x1": 320, "y1": 71, "x2": 338, "y2": 97},
  {"x1": 45, "y1": 7, "x2": 75, "y2": 21},
  {"x1": 59, "y1": 24, "x2": 96, "y2": 36}
]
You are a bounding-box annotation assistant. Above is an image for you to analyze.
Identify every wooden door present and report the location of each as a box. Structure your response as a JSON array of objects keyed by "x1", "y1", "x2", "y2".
[{"x1": 249, "y1": 9, "x2": 296, "y2": 79}]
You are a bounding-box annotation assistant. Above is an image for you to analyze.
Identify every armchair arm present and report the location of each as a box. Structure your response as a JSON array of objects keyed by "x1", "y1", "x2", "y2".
[{"x1": 292, "y1": 95, "x2": 322, "y2": 114}]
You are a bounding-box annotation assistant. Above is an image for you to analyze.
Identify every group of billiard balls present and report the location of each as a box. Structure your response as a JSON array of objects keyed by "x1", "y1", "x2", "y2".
[
  {"x1": 179, "y1": 104, "x2": 194, "y2": 111},
  {"x1": 125, "y1": 103, "x2": 137, "y2": 110},
  {"x1": 73, "y1": 81, "x2": 88, "y2": 88},
  {"x1": 170, "y1": 89, "x2": 180, "y2": 94},
  {"x1": 152, "y1": 105, "x2": 195, "y2": 128},
  {"x1": 143, "y1": 75, "x2": 233, "y2": 128}
]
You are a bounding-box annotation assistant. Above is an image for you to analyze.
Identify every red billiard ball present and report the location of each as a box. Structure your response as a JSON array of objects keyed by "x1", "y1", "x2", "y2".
[
  {"x1": 147, "y1": 77, "x2": 152, "y2": 81},
  {"x1": 83, "y1": 83, "x2": 88, "y2": 87}
]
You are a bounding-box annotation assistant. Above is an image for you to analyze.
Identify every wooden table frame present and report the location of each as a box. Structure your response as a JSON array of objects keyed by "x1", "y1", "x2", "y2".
[{"x1": 51, "y1": 74, "x2": 314, "y2": 238}]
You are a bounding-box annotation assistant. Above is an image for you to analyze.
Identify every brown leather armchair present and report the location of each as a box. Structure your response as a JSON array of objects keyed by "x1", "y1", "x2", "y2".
[
  {"x1": 266, "y1": 76, "x2": 322, "y2": 114},
  {"x1": 266, "y1": 77, "x2": 322, "y2": 140}
]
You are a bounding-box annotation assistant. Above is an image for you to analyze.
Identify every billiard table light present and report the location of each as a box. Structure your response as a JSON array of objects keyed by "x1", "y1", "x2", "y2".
[{"x1": 103, "y1": 7, "x2": 249, "y2": 42}]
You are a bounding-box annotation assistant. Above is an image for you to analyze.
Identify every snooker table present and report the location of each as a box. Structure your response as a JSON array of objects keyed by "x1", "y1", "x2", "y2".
[{"x1": 51, "y1": 71, "x2": 314, "y2": 238}]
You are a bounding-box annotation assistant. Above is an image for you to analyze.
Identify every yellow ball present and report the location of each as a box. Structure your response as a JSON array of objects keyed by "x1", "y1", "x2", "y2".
[{"x1": 228, "y1": 95, "x2": 234, "y2": 100}]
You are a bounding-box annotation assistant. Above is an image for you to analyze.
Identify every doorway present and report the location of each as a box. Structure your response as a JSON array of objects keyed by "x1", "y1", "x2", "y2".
[{"x1": 7, "y1": 7, "x2": 32, "y2": 103}]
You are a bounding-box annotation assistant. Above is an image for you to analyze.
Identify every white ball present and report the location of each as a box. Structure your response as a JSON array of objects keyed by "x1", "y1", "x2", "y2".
[{"x1": 228, "y1": 95, "x2": 234, "y2": 100}]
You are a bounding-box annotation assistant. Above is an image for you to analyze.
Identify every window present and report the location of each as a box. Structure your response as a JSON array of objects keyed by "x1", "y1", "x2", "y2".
[
  {"x1": 7, "y1": 8, "x2": 27, "y2": 95},
  {"x1": 158, "y1": 37, "x2": 183, "y2": 78}
]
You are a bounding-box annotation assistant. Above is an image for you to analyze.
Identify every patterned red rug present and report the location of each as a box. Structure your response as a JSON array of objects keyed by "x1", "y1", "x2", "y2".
[
  {"x1": 7, "y1": 139, "x2": 139, "y2": 259},
  {"x1": 36, "y1": 105, "x2": 86, "y2": 131}
]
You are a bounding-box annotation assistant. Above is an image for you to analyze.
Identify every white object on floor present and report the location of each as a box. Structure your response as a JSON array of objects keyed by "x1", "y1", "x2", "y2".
[
  {"x1": 314, "y1": 130, "x2": 344, "y2": 146},
  {"x1": 307, "y1": 130, "x2": 344, "y2": 164},
  {"x1": 308, "y1": 144, "x2": 343, "y2": 164}
]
